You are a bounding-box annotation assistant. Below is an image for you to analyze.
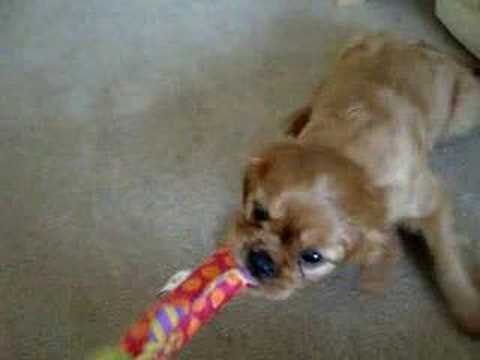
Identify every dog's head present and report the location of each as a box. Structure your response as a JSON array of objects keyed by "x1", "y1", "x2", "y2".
[{"x1": 226, "y1": 141, "x2": 387, "y2": 299}]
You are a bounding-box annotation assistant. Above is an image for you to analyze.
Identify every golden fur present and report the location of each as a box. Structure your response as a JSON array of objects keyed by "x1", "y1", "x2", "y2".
[{"x1": 226, "y1": 33, "x2": 480, "y2": 333}]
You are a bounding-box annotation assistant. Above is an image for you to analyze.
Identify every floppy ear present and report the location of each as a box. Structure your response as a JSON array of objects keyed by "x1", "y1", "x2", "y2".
[
  {"x1": 285, "y1": 105, "x2": 312, "y2": 138},
  {"x1": 246, "y1": 155, "x2": 271, "y2": 178},
  {"x1": 242, "y1": 156, "x2": 268, "y2": 206}
]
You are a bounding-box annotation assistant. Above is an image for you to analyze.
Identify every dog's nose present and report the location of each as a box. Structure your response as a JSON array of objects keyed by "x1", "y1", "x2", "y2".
[{"x1": 247, "y1": 249, "x2": 276, "y2": 279}]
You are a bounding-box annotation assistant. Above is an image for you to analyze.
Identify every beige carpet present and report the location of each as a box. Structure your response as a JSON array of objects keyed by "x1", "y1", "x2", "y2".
[{"x1": 1, "y1": 0, "x2": 479, "y2": 359}]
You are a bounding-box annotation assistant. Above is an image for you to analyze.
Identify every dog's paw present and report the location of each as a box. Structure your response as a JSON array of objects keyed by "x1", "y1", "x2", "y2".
[{"x1": 155, "y1": 269, "x2": 192, "y2": 297}]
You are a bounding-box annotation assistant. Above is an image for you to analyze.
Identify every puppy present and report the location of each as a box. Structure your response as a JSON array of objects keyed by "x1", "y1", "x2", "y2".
[{"x1": 226, "y1": 33, "x2": 480, "y2": 333}]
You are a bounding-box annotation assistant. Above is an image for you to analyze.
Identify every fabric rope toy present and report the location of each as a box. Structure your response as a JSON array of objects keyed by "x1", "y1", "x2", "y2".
[{"x1": 94, "y1": 247, "x2": 255, "y2": 359}]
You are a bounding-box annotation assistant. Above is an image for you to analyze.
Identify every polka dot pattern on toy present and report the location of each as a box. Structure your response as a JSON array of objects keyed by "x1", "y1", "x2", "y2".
[{"x1": 120, "y1": 247, "x2": 254, "y2": 359}]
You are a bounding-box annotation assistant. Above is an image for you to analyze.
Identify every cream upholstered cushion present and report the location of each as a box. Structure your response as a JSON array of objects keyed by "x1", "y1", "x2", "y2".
[{"x1": 436, "y1": 0, "x2": 480, "y2": 59}]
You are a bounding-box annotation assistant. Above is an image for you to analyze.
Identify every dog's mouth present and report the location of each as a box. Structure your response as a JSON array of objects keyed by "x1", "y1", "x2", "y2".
[
  {"x1": 230, "y1": 251, "x2": 303, "y2": 300},
  {"x1": 236, "y1": 249, "x2": 345, "y2": 302},
  {"x1": 244, "y1": 274, "x2": 302, "y2": 300},
  {"x1": 226, "y1": 218, "x2": 344, "y2": 298}
]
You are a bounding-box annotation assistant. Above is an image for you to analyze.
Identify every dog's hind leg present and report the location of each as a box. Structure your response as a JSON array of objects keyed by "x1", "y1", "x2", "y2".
[{"x1": 404, "y1": 182, "x2": 480, "y2": 334}]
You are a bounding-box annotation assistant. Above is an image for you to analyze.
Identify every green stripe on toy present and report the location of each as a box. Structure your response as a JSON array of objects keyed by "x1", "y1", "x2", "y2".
[{"x1": 94, "y1": 247, "x2": 255, "y2": 360}]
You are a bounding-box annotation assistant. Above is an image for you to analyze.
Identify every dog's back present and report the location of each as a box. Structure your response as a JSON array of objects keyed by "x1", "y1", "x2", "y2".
[{"x1": 287, "y1": 34, "x2": 480, "y2": 331}]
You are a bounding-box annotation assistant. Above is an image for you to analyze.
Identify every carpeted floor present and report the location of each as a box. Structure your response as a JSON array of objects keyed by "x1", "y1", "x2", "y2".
[{"x1": 1, "y1": 0, "x2": 479, "y2": 359}]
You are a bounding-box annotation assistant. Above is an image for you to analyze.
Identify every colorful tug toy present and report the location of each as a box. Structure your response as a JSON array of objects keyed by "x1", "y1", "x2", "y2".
[{"x1": 94, "y1": 247, "x2": 255, "y2": 359}]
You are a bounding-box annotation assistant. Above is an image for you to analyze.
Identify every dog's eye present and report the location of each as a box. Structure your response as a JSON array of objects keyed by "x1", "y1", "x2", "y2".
[
  {"x1": 253, "y1": 202, "x2": 269, "y2": 222},
  {"x1": 300, "y1": 249, "x2": 323, "y2": 265}
]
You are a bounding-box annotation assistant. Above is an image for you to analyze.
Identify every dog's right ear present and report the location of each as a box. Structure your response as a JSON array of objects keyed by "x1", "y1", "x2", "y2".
[{"x1": 285, "y1": 105, "x2": 312, "y2": 138}]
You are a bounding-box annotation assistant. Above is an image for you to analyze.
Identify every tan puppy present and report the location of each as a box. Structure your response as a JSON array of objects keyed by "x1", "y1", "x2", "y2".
[{"x1": 226, "y1": 33, "x2": 480, "y2": 333}]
